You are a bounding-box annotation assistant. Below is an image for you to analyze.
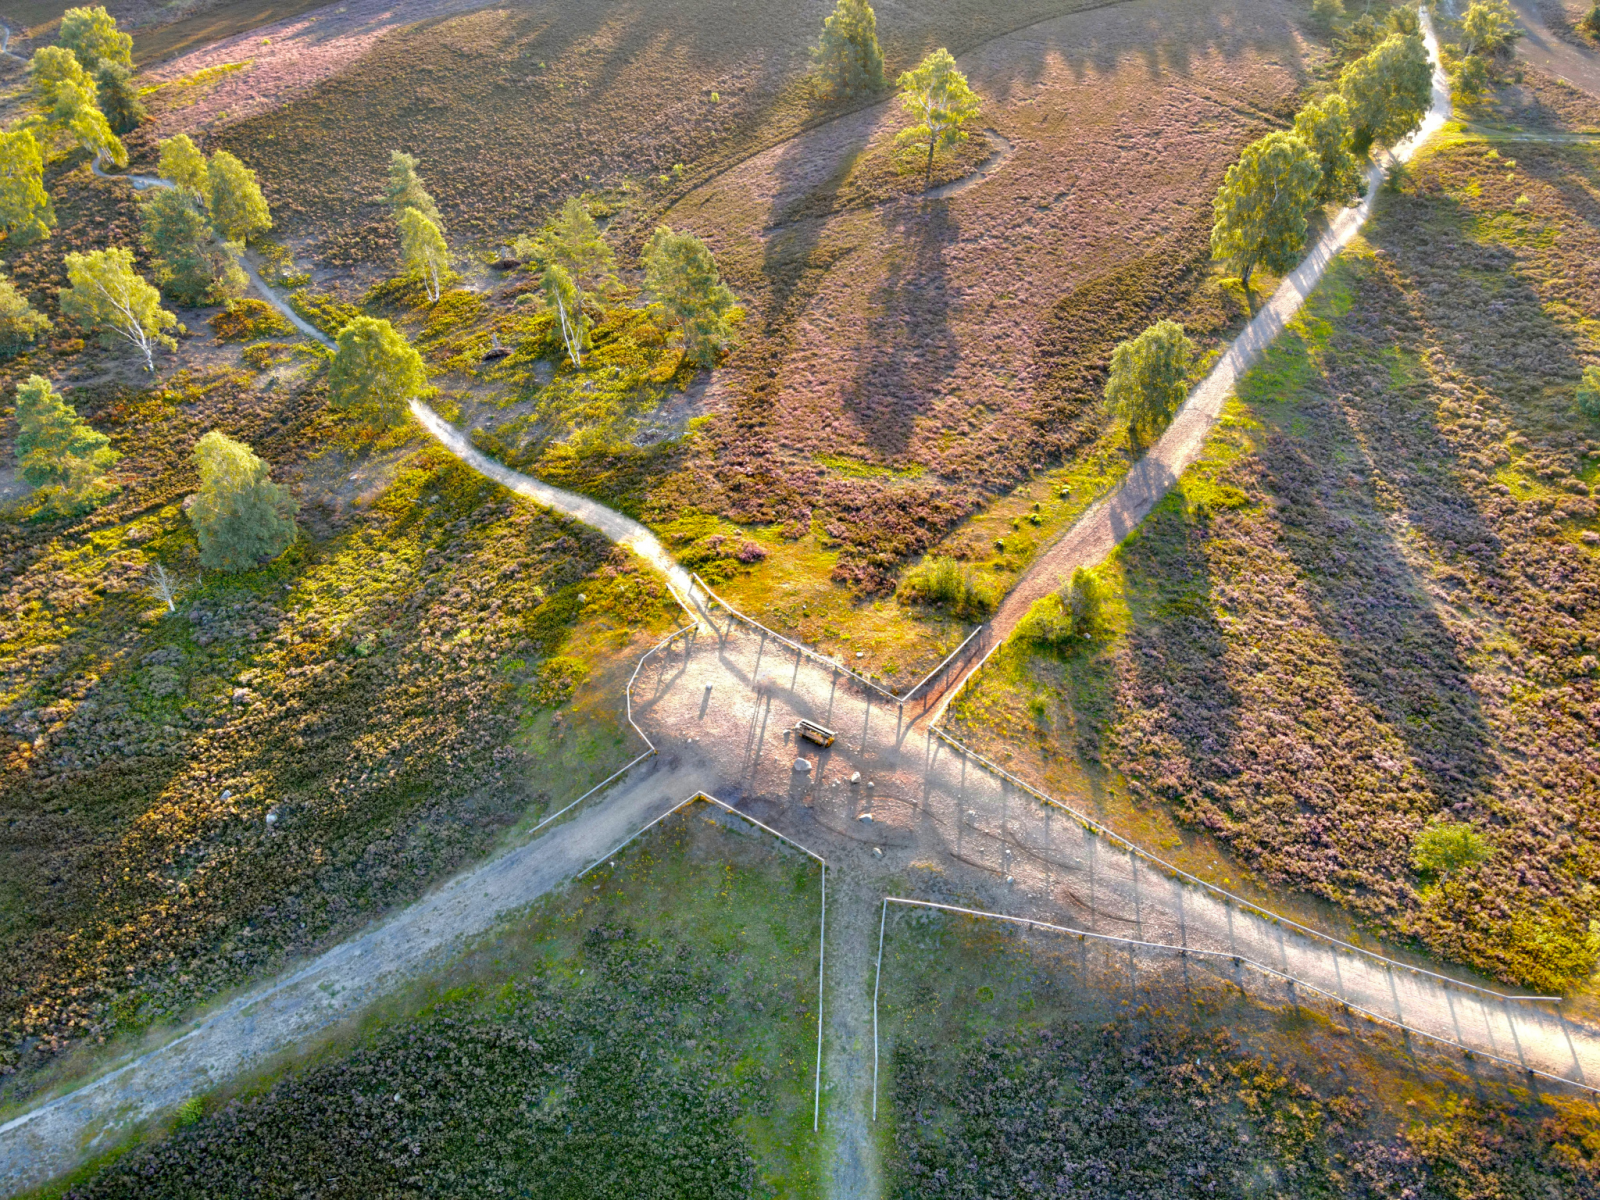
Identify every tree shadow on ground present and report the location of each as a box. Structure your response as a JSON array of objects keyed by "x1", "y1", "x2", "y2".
[
  {"x1": 842, "y1": 199, "x2": 960, "y2": 461},
  {"x1": 1101, "y1": 488, "x2": 1246, "y2": 821}
]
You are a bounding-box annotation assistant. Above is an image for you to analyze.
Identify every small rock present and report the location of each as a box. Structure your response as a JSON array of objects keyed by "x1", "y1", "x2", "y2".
[
  {"x1": 221, "y1": 790, "x2": 232, "y2": 801},
  {"x1": 872, "y1": 847, "x2": 883, "y2": 859},
  {"x1": 793, "y1": 758, "x2": 812, "y2": 773},
  {"x1": 850, "y1": 771, "x2": 861, "y2": 785},
  {"x1": 866, "y1": 781, "x2": 874, "y2": 790},
  {"x1": 858, "y1": 812, "x2": 873, "y2": 823},
  {"x1": 265, "y1": 812, "x2": 278, "y2": 826},
  {"x1": 1005, "y1": 875, "x2": 1014, "y2": 884},
  {"x1": 855, "y1": 650, "x2": 865, "y2": 658},
  {"x1": 577, "y1": 593, "x2": 588, "y2": 603}
]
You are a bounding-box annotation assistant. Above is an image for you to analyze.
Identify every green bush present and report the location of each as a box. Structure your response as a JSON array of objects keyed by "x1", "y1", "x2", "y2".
[
  {"x1": 186, "y1": 430, "x2": 298, "y2": 572},
  {"x1": 1312, "y1": 0, "x2": 1345, "y2": 30},
  {"x1": 899, "y1": 555, "x2": 994, "y2": 618},
  {"x1": 1410, "y1": 821, "x2": 1491, "y2": 878},
  {"x1": 1584, "y1": 2, "x2": 1600, "y2": 36},
  {"x1": 1576, "y1": 365, "x2": 1600, "y2": 419}
]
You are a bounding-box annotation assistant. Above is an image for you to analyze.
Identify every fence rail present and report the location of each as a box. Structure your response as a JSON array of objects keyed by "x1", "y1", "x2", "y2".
[
  {"x1": 689, "y1": 572, "x2": 985, "y2": 714},
  {"x1": 870, "y1": 897, "x2": 1596, "y2": 1120}
]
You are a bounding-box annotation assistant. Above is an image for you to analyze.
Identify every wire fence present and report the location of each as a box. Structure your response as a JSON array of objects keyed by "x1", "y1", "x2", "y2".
[
  {"x1": 689, "y1": 573, "x2": 986, "y2": 716},
  {"x1": 870, "y1": 896, "x2": 1598, "y2": 1121},
  {"x1": 576, "y1": 791, "x2": 829, "y2": 1132},
  {"x1": 921, "y1": 728, "x2": 1562, "y2": 1005}
]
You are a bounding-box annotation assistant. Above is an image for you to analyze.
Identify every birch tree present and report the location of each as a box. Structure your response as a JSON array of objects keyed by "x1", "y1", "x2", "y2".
[
  {"x1": 1293, "y1": 93, "x2": 1362, "y2": 205},
  {"x1": 141, "y1": 186, "x2": 245, "y2": 305},
  {"x1": 59, "y1": 247, "x2": 178, "y2": 372},
  {"x1": 1104, "y1": 319, "x2": 1195, "y2": 442},
  {"x1": 158, "y1": 134, "x2": 210, "y2": 194},
  {"x1": 1210, "y1": 131, "x2": 1322, "y2": 290},
  {"x1": 329, "y1": 315, "x2": 428, "y2": 426},
  {"x1": 1340, "y1": 33, "x2": 1433, "y2": 150},
  {"x1": 0, "y1": 128, "x2": 55, "y2": 243},
  {"x1": 398, "y1": 206, "x2": 448, "y2": 302},
  {"x1": 206, "y1": 151, "x2": 272, "y2": 244},
  {"x1": 385, "y1": 151, "x2": 441, "y2": 227},
  {"x1": 58, "y1": 6, "x2": 133, "y2": 73},
  {"x1": 542, "y1": 263, "x2": 587, "y2": 366},
  {"x1": 894, "y1": 49, "x2": 981, "y2": 183}
]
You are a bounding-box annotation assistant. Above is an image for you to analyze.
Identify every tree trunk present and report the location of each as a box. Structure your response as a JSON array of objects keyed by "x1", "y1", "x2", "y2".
[
  {"x1": 925, "y1": 138, "x2": 936, "y2": 185},
  {"x1": 1240, "y1": 259, "x2": 1254, "y2": 292}
]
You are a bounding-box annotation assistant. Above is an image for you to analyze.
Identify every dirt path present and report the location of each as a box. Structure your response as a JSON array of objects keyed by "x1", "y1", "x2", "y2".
[
  {"x1": 1508, "y1": 0, "x2": 1600, "y2": 95},
  {"x1": 926, "y1": 8, "x2": 1454, "y2": 723},
  {"x1": 0, "y1": 751, "x2": 720, "y2": 1193}
]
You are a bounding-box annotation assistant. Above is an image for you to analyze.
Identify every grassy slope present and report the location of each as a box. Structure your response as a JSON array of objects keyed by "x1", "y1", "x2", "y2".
[
  {"x1": 946, "y1": 72, "x2": 1600, "y2": 992},
  {"x1": 876, "y1": 903, "x2": 1600, "y2": 1198},
  {"x1": 40, "y1": 808, "x2": 826, "y2": 1199}
]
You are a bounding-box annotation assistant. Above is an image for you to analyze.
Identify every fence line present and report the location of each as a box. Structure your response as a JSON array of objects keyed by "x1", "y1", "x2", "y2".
[
  {"x1": 576, "y1": 791, "x2": 829, "y2": 1133},
  {"x1": 870, "y1": 897, "x2": 1597, "y2": 1118},
  {"x1": 689, "y1": 572, "x2": 984, "y2": 713},
  {"x1": 922, "y1": 727, "x2": 1562, "y2": 1005},
  {"x1": 683, "y1": 574, "x2": 1560, "y2": 1008}
]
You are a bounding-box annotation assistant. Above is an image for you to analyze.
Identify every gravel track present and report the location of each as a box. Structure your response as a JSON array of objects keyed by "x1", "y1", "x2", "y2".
[{"x1": 1508, "y1": 0, "x2": 1600, "y2": 95}]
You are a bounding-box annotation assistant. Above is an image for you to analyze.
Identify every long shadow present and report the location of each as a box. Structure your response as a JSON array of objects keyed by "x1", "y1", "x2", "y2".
[
  {"x1": 842, "y1": 199, "x2": 960, "y2": 460},
  {"x1": 1107, "y1": 487, "x2": 1246, "y2": 821}
]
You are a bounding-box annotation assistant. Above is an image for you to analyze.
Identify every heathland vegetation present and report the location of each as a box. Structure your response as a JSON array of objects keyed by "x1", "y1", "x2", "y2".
[
  {"x1": 949, "y1": 62, "x2": 1600, "y2": 993},
  {"x1": 878, "y1": 907, "x2": 1600, "y2": 1198}
]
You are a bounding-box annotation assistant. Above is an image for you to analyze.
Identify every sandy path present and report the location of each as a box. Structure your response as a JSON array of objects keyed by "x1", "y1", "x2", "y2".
[
  {"x1": 1508, "y1": 0, "x2": 1600, "y2": 95},
  {"x1": 0, "y1": 751, "x2": 720, "y2": 1193},
  {"x1": 927, "y1": 8, "x2": 1454, "y2": 721}
]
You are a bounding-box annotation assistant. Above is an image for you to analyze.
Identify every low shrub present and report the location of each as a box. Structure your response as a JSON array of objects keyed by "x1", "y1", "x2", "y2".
[
  {"x1": 210, "y1": 299, "x2": 292, "y2": 342},
  {"x1": 1576, "y1": 364, "x2": 1600, "y2": 419},
  {"x1": 898, "y1": 556, "x2": 994, "y2": 619}
]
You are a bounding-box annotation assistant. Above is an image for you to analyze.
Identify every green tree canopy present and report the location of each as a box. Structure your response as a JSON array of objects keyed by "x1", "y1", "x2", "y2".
[
  {"x1": 1460, "y1": 0, "x2": 1521, "y2": 56},
  {"x1": 1292, "y1": 92, "x2": 1362, "y2": 205},
  {"x1": 642, "y1": 225, "x2": 739, "y2": 368},
  {"x1": 1340, "y1": 32, "x2": 1433, "y2": 150},
  {"x1": 206, "y1": 151, "x2": 271, "y2": 244},
  {"x1": 58, "y1": 5, "x2": 132, "y2": 73},
  {"x1": 894, "y1": 48, "x2": 981, "y2": 182},
  {"x1": 329, "y1": 315, "x2": 428, "y2": 426},
  {"x1": 0, "y1": 128, "x2": 55, "y2": 244},
  {"x1": 158, "y1": 134, "x2": 210, "y2": 194},
  {"x1": 813, "y1": 0, "x2": 885, "y2": 99},
  {"x1": 541, "y1": 262, "x2": 588, "y2": 367},
  {"x1": 1210, "y1": 130, "x2": 1322, "y2": 290},
  {"x1": 1410, "y1": 821, "x2": 1491, "y2": 878},
  {"x1": 1104, "y1": 319, "x2": 1195, "y2": 442},
  {"x1": 544, "y1": 196, "x2": 616, "y2": 296},
  {"x1": 14, "y1": 374, "x2": 118, "y2": 510},
  {"x1": 398, "y1": 206, "x2": 449, "y2": 303},
  {"x1": 59, "y1": 246, "x2": 178, "y2": 372},
  {"x1": 0, "y1": 274, "x2": 50, "y2": 356},
  {"x1": 187, "y1": 430, "x2": 297, "y2": 572},
  {"x1": 141, "y1": 186, "x2": 245, "y2": 306},
  {"x1": 385, "y1": 150, "x2": 441, "y2": 227},
  {"x1": 28, "y1": 45, "x2": 90, "y2": 113},
  {"x1": 94, "y1": 61, "x2": 147, "y2": 135}
]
